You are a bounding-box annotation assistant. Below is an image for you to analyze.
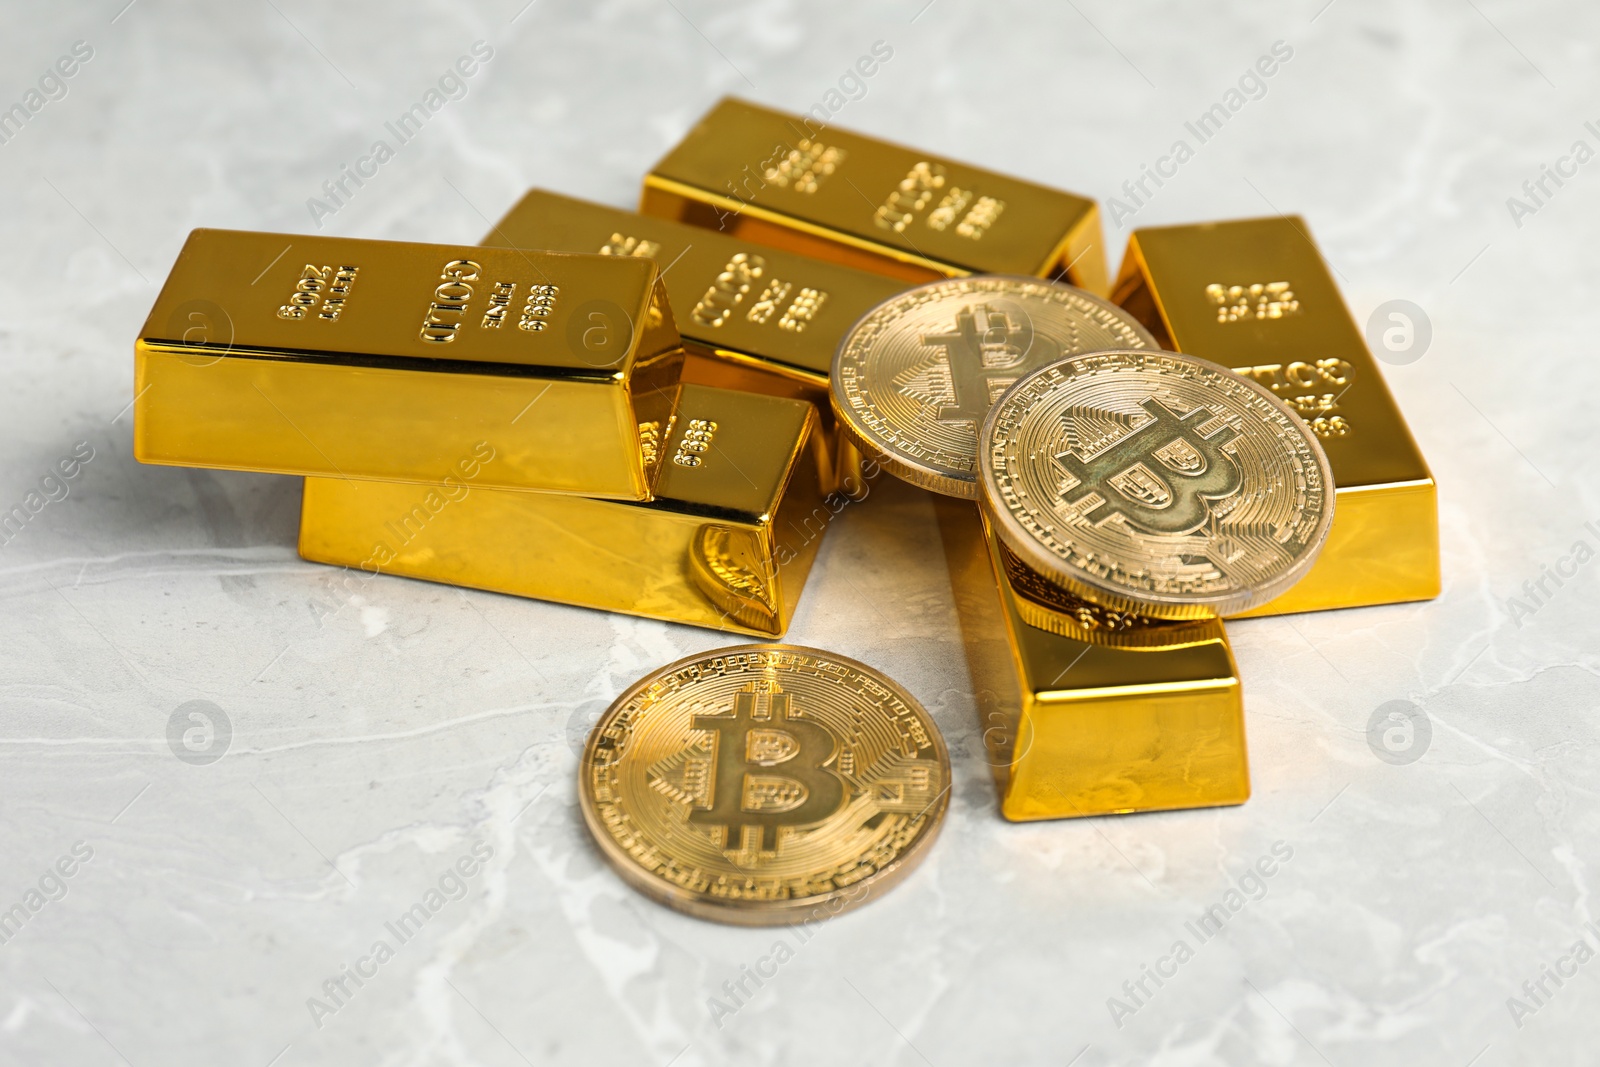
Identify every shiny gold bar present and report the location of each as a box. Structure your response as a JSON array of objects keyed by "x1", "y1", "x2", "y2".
[
  {"x1": 135, "y1": 228, "x2": 683, "y2": 499},
  {"x1": 938, "y1": 498, "x2": 1249, "y2": 821},
  {"x1": 298, "y1": 385, "x2": 830, "y2": 637},
  {"x1": 1114, "y1": 216, "x2": 1439, "y2": 615},
  {"x1": 482, "y1": 188, "x2": 908, "y2": 392},
  {"x1": 480, "y1": 189, "x2": 911, "y2": 492},
  {"x1": 641, "y1": 97, "x2": 1108, "y2": 294}
]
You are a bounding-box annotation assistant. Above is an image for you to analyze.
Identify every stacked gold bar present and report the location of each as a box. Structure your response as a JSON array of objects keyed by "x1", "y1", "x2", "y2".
[
  {"x1": 134, "y1": 228, "x2": 833, "y2": 636},
  {"x1": 1114, "y1": 217, "x2": 1440, "y2": 615}
]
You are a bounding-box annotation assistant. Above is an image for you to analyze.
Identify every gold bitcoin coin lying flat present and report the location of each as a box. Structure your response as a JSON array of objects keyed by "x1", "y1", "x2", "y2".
[
  {"x1": 578, "y1": 645, "x2": 949, "y2": 925},
  {"x1": 980, "y1": 349, "x2": 1334, "y2": 619},
  {"x1": 831, "y1": 276, "x2": 1158, "y2": 498}
]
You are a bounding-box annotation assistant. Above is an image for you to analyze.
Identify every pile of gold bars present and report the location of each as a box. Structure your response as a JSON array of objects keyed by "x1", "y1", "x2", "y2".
[{"x1": 133, "y1": 97, "x2": 1438, "y2": 822}]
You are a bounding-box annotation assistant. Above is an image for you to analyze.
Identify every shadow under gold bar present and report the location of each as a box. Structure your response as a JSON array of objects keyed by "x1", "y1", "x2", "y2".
[
  {"x1": 481, "y1": 189, "x2": 912, "y2": 490},
  {"x1": 298, "y1": 385, "x2": 831, "y2": 638},
  {"x1": 1114, "y1": 216, "x2": 1439, "y2": 615},
  {"x1": 937, "y1": 498, "x2": 1249, "y2": 821},
  {"x1": 135, "y1": 229, "x2": 682, "y2": 500},
  {"x1": 641, "y1": 97, "x2": 1108, "y2": 295}
]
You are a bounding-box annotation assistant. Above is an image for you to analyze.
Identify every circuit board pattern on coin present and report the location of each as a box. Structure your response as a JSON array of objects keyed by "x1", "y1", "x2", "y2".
[
  {"x1": 980, "y1": 349, "x2": 1334, "y2": 619},
  {"x1": 831, "y1": 276, "x2": 1157, "y2": 498},
  {"x1": 579, "y1": 645, "x2": 949, "y2": 925}
]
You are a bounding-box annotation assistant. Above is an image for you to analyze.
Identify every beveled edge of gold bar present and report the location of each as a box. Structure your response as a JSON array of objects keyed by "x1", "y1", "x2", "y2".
[{"x1": 642, "y1": 172, "x2": 967, "y2": 281}]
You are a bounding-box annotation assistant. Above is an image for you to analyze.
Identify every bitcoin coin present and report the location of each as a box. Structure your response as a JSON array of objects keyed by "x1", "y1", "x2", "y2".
[
  {"x1": 980, "y1": 349, "x2": 1334, "y2": 619},
  {"x1": 831, "y1": 276, "x2": 1158, "y2": 498},
  {"x1": 578, "y1": 645, "x2": 950, "y2": 925}
]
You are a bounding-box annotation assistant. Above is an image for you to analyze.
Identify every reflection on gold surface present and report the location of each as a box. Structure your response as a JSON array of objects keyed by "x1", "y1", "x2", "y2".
[
  {"x1": 1115, "y1": 216, "x2": 1440, "y2": 614},
  {"x1": 689, "y1": 525, "x2": 780, "y2": 634},
  {"x1": 298, "y1": 386, "x2": 828, "y2": 637},
  {"x1": 641, "y1": 98, "x2": 1108, "y2": 294}
]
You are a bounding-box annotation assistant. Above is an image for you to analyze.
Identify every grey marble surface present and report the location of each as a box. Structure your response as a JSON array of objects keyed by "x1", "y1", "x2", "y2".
[{"x1": 2, "y1": 1, "x2": 1597, "y2": 1064}]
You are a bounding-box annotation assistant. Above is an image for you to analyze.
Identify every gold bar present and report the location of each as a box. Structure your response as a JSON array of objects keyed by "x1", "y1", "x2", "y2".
[
  {"x1": 1114, "y1": 216, "x2": 1439, "y2": 615},
  {"x1": 641, "y1": 97, "x2": 1108, "y2": 294},
  {"x1": 481, "y1": 188, "x2": 911, "y2": 492},
  {"x1": 135, "y1": 228, "x2": 683, "y2": 500},
  {"x1": 937, "y1": 498, "x2": 1249, "y2": 821},
  {"x1": 298, "y1": 385, "x2": 830, "y2": 637},
  {"x1": 482, "y1": 188, "x2": 908, "y2": 392}
]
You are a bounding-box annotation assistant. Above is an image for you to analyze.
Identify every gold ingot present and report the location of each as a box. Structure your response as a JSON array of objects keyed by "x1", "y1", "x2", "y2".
[
  {"x1": 482, "y1": 189, "x2": 908, "y2": 394},
  {"x1": 641, "y1": 97, "x2": 1108, "y2": 294},
  {"x1": 937, "y1": 498, "x2": 1249, "y2": 821},
  {"x1": 480, "y1": 188, "x2": 910, "y2": 492},
  {"x1": 135, "y1": 228, "x2": 682, "y2": 500},
  {"x1": 1115, "y1": 216, "x2": 1439, "y2": 615},
  {"x1": 298, "y1": 386, "x2": 830, "y2": 637}
]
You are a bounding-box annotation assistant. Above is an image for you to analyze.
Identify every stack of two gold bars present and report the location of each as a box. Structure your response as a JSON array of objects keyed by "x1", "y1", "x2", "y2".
[
  {"x1": 132, "y1": 231, "x2": 830, "y2": 638},
  {"x1": 133, "y1": 98, "x2": 1440, "y2": 821}
]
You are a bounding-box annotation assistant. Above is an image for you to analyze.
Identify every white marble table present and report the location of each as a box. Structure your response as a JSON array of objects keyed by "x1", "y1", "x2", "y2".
[{"x1": 2, "y1": 1, "x2": 1595, "y2": 1063}]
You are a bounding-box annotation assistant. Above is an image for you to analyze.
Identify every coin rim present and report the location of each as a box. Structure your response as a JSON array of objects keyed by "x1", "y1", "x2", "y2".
[
  {"x1": 577, "y1": 642, "x2": 952, "y2": 926},
  {"x1": 978, "y1": 348, "x2": 1337, "y2": 619},
  {"x1": 995, "y1": 534, "x2": 1227, "y2": 652},
  {"x1": 828, "y1": 275, "x2": 1160, "y2": 500}
]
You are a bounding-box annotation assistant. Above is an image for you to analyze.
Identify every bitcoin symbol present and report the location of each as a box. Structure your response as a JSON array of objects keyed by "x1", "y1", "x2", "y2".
[
  {"x1": 1056, "y1": 397, "x2": 1242, "y2": 535},
  {"x1": 920, "y1": 301, "x2": 1044, "y2": 425},
  {"x1": 689, "y1": 683, "x2": 847, "y2": 852}
]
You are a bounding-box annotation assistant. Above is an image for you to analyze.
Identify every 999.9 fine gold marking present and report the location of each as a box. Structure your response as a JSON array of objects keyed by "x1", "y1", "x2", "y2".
[
  {"x1": 579, "y1": 645, "x2": 949, "y2": 925},
  {"x1": 980, "y1": 349, "x2": 1335, "y2": 620}
]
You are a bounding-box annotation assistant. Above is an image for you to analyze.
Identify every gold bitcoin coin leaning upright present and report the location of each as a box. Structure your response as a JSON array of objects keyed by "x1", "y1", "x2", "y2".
[
  {"x1": 831, "y1": 276, "x2": 1159, "y2": 498},
  {"x1": 980, "y1": 349, "x2": 1335, "y2": 619},
  {"x1": 578, "y1": 645, "x2": 950, "y2": 925}
]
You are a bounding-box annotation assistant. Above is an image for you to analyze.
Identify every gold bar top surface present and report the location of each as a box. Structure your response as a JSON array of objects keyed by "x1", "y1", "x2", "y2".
[
  {"x1": 641, "y1": 97, "x2": 1106, "y2": 293},
  {"x1": 299, "y1": 384, "x2": 830, "y2": 637},
  {"x1": 482, "y1": 188, "x2": 908, "y2": 389},
  {"x1": 135, "y1": 228, "x2": 683, "y2": 498},
  {"x1": 1115, "y1": 216, "x2": 1440, "y2": 614}
]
